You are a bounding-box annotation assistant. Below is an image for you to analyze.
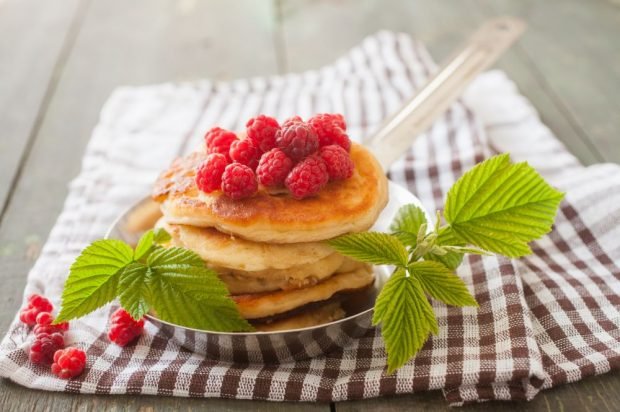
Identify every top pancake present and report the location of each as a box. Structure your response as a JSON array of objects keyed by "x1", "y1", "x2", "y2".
[{"x1": 152, "y1": 143, "x2": 388, "y2": 243}]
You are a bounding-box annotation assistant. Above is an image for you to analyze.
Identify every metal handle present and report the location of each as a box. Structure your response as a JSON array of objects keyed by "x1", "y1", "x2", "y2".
[{"x1": 366, "y1": 17, "x2": 526, "y2": 169}]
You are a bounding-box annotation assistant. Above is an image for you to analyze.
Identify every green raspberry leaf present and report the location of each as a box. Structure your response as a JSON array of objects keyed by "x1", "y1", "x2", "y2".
[
  {"x1": 444, "y1": 154, "x2": 564, "y2": 257},
  {"x1": 133, "y1": 228, "x2": 170, "y2": 261},
  {"x1": 146, "y1": 247, "x2": 253, "y2": 332},
  {"x1": 390, "y1": 204, "x2": 428, "y2": 248},
  {"x1": 118, "y1": 262, "x2": 151, "y2": 320},
  {"x1": 328, "y1": 232, "x2": 409, "y2": 267},
  {"x1": 410, "y1": 261, "x2": 478, "y2": 307},
  {"x1": 373, "y1": 267, "x2": 438, "y2": 373},
  {"x1": 424, "y1": 226, "x2": 464, "y2": 270},
  {"x1": 134, "y1": 230, "x2": 155, "y2": 261},
  {"x1": 56, "y1": 240, "x2": 133, "y2": 323},
  {"x1": 153, "y1": 228, "x2": 171, "y2": 244}
]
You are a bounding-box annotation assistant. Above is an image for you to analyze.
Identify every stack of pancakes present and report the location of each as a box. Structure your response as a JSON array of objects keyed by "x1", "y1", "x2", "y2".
[{"x1": 152, "y1": 143, "x2": 388, "y2": 331}]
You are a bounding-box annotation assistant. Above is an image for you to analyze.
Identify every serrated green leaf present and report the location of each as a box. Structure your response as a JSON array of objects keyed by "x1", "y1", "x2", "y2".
[
  {"x1": 423, "y1": 226, "x2": 464, "y2": 270},
  {"x1": 328, "y1": 232, "x2": 409, "y2": 267},
  {"x1": 444, "y1": 154, "x2": 564, "y2": 257},
  {"x1": 410, "y1": 261, "x2": 478, "y2": 307},
  {"x1": 153, "y1": 228, "x2": 171, "y2": 244},
  {"x1": 118, "y1": 262, "x2": 151, "y2": 320},
  {"x1": 373, "y1": 267, "x2": 438, "y2": 373},
  {"x1": 442, "y1": 245, "x2": 493, "y2": 256},
  {"x1": 134, "y1": 228, "x2": 170, "y2": 261},
  {"x1": 56, "y1": 240, "x2": 133, "y2": 323},
  {"x1": 147, "y1": 247, "x2": 253, "y2": 332},
  {"x1": 424, "y1": 251, "x2": 463, "y2": 270},
  {"x1": 134, "y1": 230, "x2": 155, "y2": 261},
  {"x1": 390, "y1": 204, "x2": 428, "y2": 247}
]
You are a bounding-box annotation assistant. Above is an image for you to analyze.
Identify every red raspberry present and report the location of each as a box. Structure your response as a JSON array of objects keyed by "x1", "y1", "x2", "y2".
[
  {"x1": 30, "y1": 332, "x2": 64, "y2": 364},
  {"x1": 319, "y1": 145, "x2": 354, "y2": 180},
  {"x1": 310, "y1": 113, "x2": 346, "y2": 129},
  {"x1": 308, "y1": 114, "x2": 351, "y2": 151},
  {"x1": 246, "y1": 115, "x2": 280, "y2": 152},
  {"x1": 108, "y1": 308, "x2": 145, "y2": 347},
  {"x1": 19, "y1": 294, "x2": 53, "y2": 326},
  {"x1": 221, "y1": 163, "x2": 258, "y2": 200},
  {"x1": 34, "y1": 323, "x2": 69, "y2": 336},
  {"x1": 195, "y1": 154, "x2": 228, "y2": 193},
  {"x1": 19, "y1": 309, "x2": 38, "y2": 326},
  {"x1": 256, "y1": 148, "x2": 294, "y2": 188},
  {"x1": 35, "y1": 311, "x2": 54, "y2": 326},
  {"x1": 229, "y1": 138, "x2": 261, "y2": 170},
  {"x1": 33, "y1": 312, "x2": 69, "y2": 335},
  {"x1": 285, "y1": 155, "x2": 329, "y2": 199},
  {"x1": 281, "y1": 115, "x2": 303, "y2": 128},
  {"x1": 204, "y1": 127, "x2": 237, "y2": 160},
  {"x1": 51, "y1": 347, "x2": 86, "y2": 379},
  {"x1": 275, "y1": 122, "x2": 319, "y2": 161},
  {"x1": 29, "y1": 294, "x2": 54, "y2": 310}
]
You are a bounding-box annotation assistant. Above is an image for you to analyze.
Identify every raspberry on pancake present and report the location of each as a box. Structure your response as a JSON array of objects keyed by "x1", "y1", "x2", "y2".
[{"x1": 152, "y1": 143, "x2": 388, "y2": 244}]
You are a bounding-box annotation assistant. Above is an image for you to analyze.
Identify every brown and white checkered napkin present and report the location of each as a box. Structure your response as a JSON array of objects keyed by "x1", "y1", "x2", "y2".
[{"x1": 1, "y1": 32, "x2": 619, "y2": 406}]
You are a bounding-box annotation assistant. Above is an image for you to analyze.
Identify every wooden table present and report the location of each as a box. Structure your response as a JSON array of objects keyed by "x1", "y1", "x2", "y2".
[{"x1": 1, "y1": 0, "x2": 619, "y2": 410}]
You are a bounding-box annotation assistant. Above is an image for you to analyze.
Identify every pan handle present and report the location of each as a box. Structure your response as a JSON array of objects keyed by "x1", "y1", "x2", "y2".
[{"x1": 366, "y1": 17, "x2": 526, "y2": 169}]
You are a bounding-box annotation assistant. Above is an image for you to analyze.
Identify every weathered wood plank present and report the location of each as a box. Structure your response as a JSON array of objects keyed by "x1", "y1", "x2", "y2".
[
  {"x1": 277, "y1": 0, "x2": 604, "y2": 164},
  {"x1": 0, "y1": 0, "x2": 82, "y2": 216},
  {"x1": 479, "y1": 0, "x2": 620, "y2": 163},
  {"x1": 336, "y1": 371, "x2": 620, "y2": 411},
  {"x1": 0, "y1": 379, "x2": 326, "y2": 412},
  {"x1": 0, "y1": 0, "x2": 313, "y2": 410}
]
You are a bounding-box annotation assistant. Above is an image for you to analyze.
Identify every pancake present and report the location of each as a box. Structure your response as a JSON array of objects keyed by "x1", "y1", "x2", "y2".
[
  {"x1": 232, "y1": 264, "x2": 374, "y2": 319},
  {"x1": 252, "y1": 302, "x2": 345, "y2": 332},
  {"x1": 216, "y1": 257, "x2": 364, "y2": 295},
  {"x1": 153, "y1": 143, "x2": 388, "y2": 243},
  {"x1": 162, "y1": 220, "x2": 334, "y2": 271}
]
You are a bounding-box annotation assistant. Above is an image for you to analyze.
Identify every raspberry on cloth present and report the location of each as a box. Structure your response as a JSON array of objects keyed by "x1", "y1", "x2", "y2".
[
  {"x1": 108, "y1": 308, "x2": 144, "y2": 347},
  {"x1": 51, "y1": 348, "x2": 86, "y2": 379},
  {"x1": 1, "y1": 32, "x2": 620, "y2": 407}
]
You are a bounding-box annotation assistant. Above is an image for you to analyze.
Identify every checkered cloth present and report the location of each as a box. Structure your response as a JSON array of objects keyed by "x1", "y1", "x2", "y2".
[{"x1": 1, "y1": 32, "x2": 619, "y2": 406}]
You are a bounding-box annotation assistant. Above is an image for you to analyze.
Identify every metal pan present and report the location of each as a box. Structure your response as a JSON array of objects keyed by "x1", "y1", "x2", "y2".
[
  {"x1": 106, "y1": 182, "x2": 428, "y2": 362},
  {"x1": 105, "y1": 17, "x2": 525, "y2": 363}
]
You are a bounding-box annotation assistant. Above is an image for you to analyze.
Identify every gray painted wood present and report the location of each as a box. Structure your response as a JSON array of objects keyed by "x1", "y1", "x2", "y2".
[
  {"x1": 0, "y1": 379, "x2": 326, "y2": 412},
  {"x1": 0, "y1": 0, "x2": 82, "y2": 218},
  {"x1": 479, "y1": 0, "x2": 620, "y2": 163},
  {"x1": 336, "y1": 372, "x2": 620, "y2": 411}
]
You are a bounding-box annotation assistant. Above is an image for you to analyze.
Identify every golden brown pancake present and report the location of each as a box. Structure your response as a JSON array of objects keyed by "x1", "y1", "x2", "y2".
[
  {"x1": 216, "y1": 257, "x2": 364, "y2": 295},
  {"x1": 252, "y1": 302, "x2": 345, "y2": 332},
  {"x1": 161, "y1": 220, "x2": 334, "y2": 271},
  {"x1": 232, "y1": 264, "x2": 374, "y2": 319},
  {"x1": 152, "y1": 143, "x2": 388, "y2": 243}
]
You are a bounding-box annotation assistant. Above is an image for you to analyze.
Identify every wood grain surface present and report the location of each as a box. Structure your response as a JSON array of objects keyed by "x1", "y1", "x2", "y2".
[{"x1": 1, "y1": 0, "x2": 619, "y2": 410}]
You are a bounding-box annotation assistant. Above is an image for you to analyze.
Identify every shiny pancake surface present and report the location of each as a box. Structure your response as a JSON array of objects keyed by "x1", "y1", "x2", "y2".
[
  {"x1": 232, "y1": 264, "x2": 374, "y2": 319},
  {"x1": 153, "y1": 143, "x2": 388, "y2": 243},
  {"x1": 252, "y1": 302, "x2": 345, "y2": 332},
  {"x1": 216, "y1": 257, "x2": 364, "y2": 295},
  {"x1": 162, "y1": 220, "x2": 334, "y2": 271}
]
